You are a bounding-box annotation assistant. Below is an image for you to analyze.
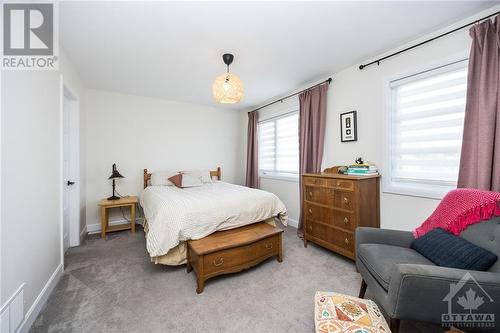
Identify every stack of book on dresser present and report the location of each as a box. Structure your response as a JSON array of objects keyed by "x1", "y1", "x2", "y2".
[{"x1": 347, "y1": 164, "x2": 378, "y2": 176}]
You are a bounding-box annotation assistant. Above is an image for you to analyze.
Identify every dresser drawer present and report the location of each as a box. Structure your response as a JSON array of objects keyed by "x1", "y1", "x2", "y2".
[
  {"x1": 303, "y1": 177, "x2": 327, "y2": 187},
  {"x1": 333, "y1": 191, "x2": 355, "y2": 211},
  {"x1": 327, "y1": 179, "x2": 355, "y2": 191},
  {"x1": 305, "y1": 186, "x2": 334, "y2": 205},
  {"x1": 306, "y1": 221, "x2": 354, "y2": 254},
  {"x1": 305, "y1": 220, "x2": 329, "y2": 242},
  {"x1": 331, "y1": 229, "x2": 355, "y2": 254},
  {"x1": 304, "y1": 202, "x2": 334, "y2": 225},
  {"x1": 203, "y1": 246, "x2": 252, "y2": 275},
  {"x1": 333, "y1": 210, "x2": 357, "y2": 231}
]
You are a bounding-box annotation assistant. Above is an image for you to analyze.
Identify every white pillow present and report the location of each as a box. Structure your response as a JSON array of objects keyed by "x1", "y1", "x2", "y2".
[
  {"x1": 150, "y1": 170, "x2": 178, "y2": 186},
  {"x1": 181, "y1": 174, "x2": 204, "y2": 188},
  {"x1": 181, "y1": 170, "x2": 212, "y2": 183}
]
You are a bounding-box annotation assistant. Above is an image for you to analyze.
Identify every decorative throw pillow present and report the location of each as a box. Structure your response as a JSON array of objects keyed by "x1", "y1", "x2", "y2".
[
  {"x1": 151, "y1": 170, "x2": 178, "y2": 186},
  {"x1": 411, "y1": 228, "x2": 498, "y2": 271},
  {"x1": 167, "y1": 174, "x2": 182, "y2": 188}
]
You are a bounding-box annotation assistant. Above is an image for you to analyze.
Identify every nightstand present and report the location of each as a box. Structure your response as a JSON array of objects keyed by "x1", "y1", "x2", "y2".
[{"x1": 98, "y1": 196, "x2": 138, "y2": 239}]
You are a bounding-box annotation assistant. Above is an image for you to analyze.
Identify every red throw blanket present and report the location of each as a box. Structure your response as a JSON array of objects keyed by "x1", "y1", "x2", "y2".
[{"x1": 414, "y1": 188, "x2": 500, "y2": 238}]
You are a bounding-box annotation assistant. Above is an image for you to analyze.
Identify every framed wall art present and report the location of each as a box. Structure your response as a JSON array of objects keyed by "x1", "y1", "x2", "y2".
[{"x1": 340, "y1": 111, "x2": 357, "y2": 142}]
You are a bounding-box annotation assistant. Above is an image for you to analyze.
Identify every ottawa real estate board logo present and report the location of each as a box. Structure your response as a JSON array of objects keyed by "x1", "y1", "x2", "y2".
[
  {"x1": 1, "y1": 2, "x2": 59, "y2": 70},
  {"x1": 442, "y1": 272, "x2": 495, "y2": 329}
]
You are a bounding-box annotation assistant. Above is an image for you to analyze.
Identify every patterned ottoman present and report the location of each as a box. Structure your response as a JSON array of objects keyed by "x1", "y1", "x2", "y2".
[{"x1": 315, "y1": 291, "x2": 390, "y2": 333}]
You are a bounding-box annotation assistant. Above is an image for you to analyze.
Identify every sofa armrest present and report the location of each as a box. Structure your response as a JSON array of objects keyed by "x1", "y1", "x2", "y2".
[
  {"x1": 355, "y1": 227, "x2": 415, "y2": 249},
  {"x1": 387, "y1": 264, "x2": 500, "y2": 321}
]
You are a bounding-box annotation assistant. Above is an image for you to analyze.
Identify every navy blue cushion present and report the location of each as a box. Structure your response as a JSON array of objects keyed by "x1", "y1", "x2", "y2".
[{"x1": 411, "y1": 228, "x2": 498, "y2": 271}]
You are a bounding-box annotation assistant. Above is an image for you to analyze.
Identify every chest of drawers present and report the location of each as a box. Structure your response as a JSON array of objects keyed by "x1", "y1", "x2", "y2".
[{"x1": 302, "y1": 172, "x2": 380, "y2": 259}]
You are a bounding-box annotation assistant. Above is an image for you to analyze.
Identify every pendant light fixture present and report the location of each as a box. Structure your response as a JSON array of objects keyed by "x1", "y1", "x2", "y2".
[{"x1": 212, "y1": 53, "x2": 244, "y2": 104}]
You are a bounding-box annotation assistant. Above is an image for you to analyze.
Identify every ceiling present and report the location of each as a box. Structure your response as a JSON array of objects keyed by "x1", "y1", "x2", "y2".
[{"x1": 60, "y1": 1, "x2": 497, "y2": 111}]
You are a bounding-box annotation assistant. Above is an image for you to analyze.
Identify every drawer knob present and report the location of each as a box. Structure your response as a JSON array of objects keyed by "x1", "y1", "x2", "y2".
[
  {"x1": 309, "y1": 225, "x2": 312, "y2": 231},
  {"x1": 343, "y1": 217, "x2": 349, "y2": 224},
  {"x1": 308, "y1": 208, "x2": 312, "y2": 214},
  {"x1": 344, "y1": 197, "x2": 349, "y2": 202},
  {"x1": 265, "y1": 243, "x2": 273, "y2": 250},
  {"x1": 212, "y1": 257, "x2": 224, "y2": 267},
  {"x1": 337, "y1": 182, "x2": 341, "y2": 187},
  {"x1": 309, "y1": 191, "x2": 313, "y2": 197},
  {"x1": 344, "y1": 238, "x2": 349, "y2": 245}
]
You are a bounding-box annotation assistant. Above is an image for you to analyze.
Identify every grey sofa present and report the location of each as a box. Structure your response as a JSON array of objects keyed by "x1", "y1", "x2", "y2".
[{"x1": 356, "y1": 217, "x2": 500, "y2": 333}]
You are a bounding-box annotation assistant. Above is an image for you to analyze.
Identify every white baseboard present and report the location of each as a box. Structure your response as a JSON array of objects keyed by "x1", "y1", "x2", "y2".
[
  {"x1": 86, "y1": 218, "x2": 140, "y2": 235},
  {"x1": 288, "y1": 218, "x2": 298, "y2": 228},
  {"x1": 18, "y1": 263, "x2": 63, "y2": 333}
]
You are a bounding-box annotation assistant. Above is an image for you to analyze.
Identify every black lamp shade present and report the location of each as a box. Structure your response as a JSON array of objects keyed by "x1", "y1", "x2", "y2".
[{"x1": 108, "y1": 163, "x2": 124, "y2": 180}]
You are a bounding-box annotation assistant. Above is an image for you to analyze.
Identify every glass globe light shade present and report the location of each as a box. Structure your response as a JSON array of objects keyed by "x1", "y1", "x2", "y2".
[{"x1": 212, "y1": 73, "x2": 244, "y2": 104}]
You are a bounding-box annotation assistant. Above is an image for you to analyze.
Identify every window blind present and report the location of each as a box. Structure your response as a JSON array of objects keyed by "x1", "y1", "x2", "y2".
[
  {"x1": 258, "y1": 112, "x2": 299, "y2": 174},
  {"x1": 390, "y1": 60, "x2": 468, "y2": 187}
]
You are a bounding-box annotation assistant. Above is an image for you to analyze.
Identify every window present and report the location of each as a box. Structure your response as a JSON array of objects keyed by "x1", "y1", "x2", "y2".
[
  {"x1": 258, "y1": 112, "x2": 299, "y2": 178},
  {"x1": 385, "y1": 59, "x2": 468, "y2": 198}
]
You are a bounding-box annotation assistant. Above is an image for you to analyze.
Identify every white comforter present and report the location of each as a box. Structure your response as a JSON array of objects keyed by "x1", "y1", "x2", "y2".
[{"x1": 140, "y1": 181, "x2": 288, "y2": 257}]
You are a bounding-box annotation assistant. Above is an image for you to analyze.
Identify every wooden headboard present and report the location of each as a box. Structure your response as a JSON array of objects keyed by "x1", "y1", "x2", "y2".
[{"x1": 143, "y1": 167, "x2": 221, "y2": 189}]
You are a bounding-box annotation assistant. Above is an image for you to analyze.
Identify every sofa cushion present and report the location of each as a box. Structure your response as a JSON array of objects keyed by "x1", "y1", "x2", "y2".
[
  {"x1": 357, "y1": 244, "x2": 434, "y2": 291},
  {"x1": 411, "y1": 228, "x2": 498, "y2": 271}
]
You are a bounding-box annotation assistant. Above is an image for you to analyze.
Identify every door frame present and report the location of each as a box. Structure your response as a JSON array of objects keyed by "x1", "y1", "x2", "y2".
[{"x1": 60, "y1": 75, "x2": 81, "y2": 264}]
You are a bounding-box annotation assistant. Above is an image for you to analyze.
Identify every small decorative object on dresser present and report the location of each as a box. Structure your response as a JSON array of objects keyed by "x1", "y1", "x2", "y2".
[
  {"x1": 302, "y1": 166, "x2": 380, "y2": 259},
  {"x1": 340, "y1": 111, "x2": 357, "y2": 142},
  {"x1": 98, "y1": 196, "x2": 137, "y2": 239}
]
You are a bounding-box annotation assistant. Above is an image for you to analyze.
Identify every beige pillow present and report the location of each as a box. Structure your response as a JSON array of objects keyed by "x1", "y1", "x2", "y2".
[
  {"x1": 151, "y1": 170, "x2": 178, "y2": 186},
  {"x1": 181, "y1": 170, "x2": 212, "y2": 183},
  {"x1": 181, "y1": 174, "x2": 204, "y2": 188}
]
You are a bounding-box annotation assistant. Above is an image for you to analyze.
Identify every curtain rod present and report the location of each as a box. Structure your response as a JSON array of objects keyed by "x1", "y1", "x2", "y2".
[
  {"x1": 249, "y1": 77, "x2": 332, "y2": 113},
  {"x1": 359, "y1": 10, "x2": 500, "y2": 70}
]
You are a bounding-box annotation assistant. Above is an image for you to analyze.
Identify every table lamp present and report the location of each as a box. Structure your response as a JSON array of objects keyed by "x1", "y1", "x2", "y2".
[{"x1": 107, "y1": 163, "x2": 124, "y2": 200}]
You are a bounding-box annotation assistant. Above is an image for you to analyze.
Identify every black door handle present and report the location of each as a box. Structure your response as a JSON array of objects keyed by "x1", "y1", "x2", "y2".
[{"x1": 67, "y1": 181, "x2": 75, "y2": 186}]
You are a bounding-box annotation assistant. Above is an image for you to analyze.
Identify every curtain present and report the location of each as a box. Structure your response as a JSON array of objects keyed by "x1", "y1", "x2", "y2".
[
  {"x1": 245, "y1": 111, "x2": 259, "y2": 188},
  {"x1": 458, "y1": 16, "x2": 500, "y2": 191},
  {"x1": 298, "y1": 84, "x2": 329, "y2": 235}
]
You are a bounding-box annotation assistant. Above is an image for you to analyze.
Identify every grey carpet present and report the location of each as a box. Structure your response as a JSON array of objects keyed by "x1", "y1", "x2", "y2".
[{"x1": 30, "y1": 226, "x2": 442, "y2": 333}]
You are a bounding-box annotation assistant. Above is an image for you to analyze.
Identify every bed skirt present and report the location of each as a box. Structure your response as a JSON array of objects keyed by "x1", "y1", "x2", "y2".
[{"x1": 143, "y1": 217, "x2": 278, "y2": 266}]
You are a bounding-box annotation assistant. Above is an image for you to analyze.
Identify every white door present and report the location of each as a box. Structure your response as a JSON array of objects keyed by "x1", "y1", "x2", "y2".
[
  {"x1": 62, "y1": 86, "x2": 80, "y2": 253},
  {"x1": 62, "y1": 95, "x2": 72, "y2": 253}
]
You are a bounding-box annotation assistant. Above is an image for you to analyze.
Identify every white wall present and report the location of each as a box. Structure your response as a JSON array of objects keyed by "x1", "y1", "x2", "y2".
[
  {"x1": 0, "y1": 48, "x2": 84, "y2": 331},
  {"x1": 84, "y1": 89, "x2": 242, "y2": 227},
  {"x1": 1, "y1": 71, "x2": 62, "y2": 320},
  {"x1": 245, "y1": 5, "x2": 500, "y2": 231}
]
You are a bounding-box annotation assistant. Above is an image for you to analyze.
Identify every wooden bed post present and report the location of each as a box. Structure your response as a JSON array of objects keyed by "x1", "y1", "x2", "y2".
[{"x1": 144, "y1": 169, "x2": 150, "y2": 189}]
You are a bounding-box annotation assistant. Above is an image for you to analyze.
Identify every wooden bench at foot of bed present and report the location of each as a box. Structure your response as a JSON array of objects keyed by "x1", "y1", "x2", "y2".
[{"x1": 187, "y1": 222, "x2": 283, "y2": 294}]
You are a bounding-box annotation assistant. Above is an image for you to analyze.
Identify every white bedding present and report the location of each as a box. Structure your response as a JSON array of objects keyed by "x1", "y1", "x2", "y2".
[{"x1": 140, "y1": 181, "x2": 288, "y2": 257}]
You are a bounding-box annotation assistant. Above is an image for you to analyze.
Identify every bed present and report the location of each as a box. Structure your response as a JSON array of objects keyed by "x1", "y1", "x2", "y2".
[{"x1": 141, "y1": 168, "x2": 288, "y2": 265}]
